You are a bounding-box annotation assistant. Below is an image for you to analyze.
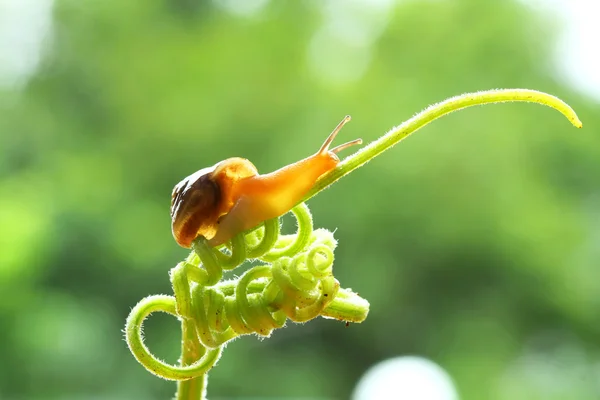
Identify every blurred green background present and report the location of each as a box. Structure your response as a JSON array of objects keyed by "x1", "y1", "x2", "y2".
[{"x1": 1, "y1": 0, "x2": 599, "y2": 399}]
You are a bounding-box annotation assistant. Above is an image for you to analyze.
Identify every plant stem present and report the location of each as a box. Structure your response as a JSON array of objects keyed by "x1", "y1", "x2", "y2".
[
  {"x1": 304, "y1": 89, "x2": 582, "y2": 202},
  {"x1": 177, "y1": 319, "x2": 207, "y2": 400}
]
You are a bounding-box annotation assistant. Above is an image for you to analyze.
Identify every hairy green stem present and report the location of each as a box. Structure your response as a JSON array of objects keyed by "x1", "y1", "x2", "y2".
[
  {"x1": 125, "y1": 295, "x2": 222, "y2": 381},
  {"x1": 176, "y1": 319, "x2": 207, "y2": 400},
  {"x1": 304, "y1": 89, "x2": 582, "y2": 201}
]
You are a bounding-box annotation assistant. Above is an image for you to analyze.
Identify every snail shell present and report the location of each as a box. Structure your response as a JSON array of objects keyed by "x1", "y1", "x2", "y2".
[{"x1": 170, "y1": 158, "x2": 257, "y2": 248}]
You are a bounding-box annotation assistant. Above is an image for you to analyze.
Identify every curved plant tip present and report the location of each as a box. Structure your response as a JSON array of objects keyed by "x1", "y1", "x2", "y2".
[{"x1": 305, "y1": 88, "x2": 582, "y2": 201}]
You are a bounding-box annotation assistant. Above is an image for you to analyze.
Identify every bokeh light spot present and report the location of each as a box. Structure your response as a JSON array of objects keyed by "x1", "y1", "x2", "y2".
[
  {"x1": 212, "y1": 0, "x2": 270, "y2": 18},
  {"x1": 0, "y1": 0, "x2": 54, "y2": 89},
  {"x1": 353, "y1": 356, "x2": 459, "y2": 400}
]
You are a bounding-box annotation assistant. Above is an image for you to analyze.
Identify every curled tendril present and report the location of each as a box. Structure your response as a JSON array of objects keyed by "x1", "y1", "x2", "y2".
[
  {"x1": 125, "y1": 203, "x2": 369, "y2": 382},
  {"x1": 124, "y1": 295, "x2": 223, "y2": 381}
]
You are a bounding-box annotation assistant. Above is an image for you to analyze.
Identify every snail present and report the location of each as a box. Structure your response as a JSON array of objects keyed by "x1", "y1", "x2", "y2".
[{"x1": 170, "y1": 116, "x2": 361, "y2": 248}]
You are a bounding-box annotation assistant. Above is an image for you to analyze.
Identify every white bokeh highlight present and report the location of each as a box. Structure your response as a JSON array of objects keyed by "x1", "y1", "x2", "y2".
[
  {"x1": 520, "y1": 0, "x2": 600, "y2": 102},
  {"x1": 307, "y1": 0, "x2": 395, "y2": 85},
  {"x1": 0, "y1": 0, "x2": 54, "y2": 89},
  {"x1": 353, "y1": 356, "x2": 459, "y2": 400},
  {"x1": 212, "y1": 0, "x2": 270, "y2": 18}
]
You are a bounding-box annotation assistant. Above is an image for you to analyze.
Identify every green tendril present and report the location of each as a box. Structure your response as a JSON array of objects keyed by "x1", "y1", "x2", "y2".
[
  {"x1": 125, "y1": 88, "x2": 581, "y2": 399},
  {"x1": 260, "y1": 203, "x2": 313, "y2": 261},
  {"x1": 125, "y1": 203, "x2": 370, "y2": 391},
  {"x1": 305, "y1": 89, "x2": 582, "y2": 202},
  {"x1": 124, "y1": 294, "x2": 222, "y2": 381}
]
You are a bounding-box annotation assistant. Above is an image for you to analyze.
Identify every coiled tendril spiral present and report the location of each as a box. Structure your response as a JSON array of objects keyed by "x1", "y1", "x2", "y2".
[{"x1": 125, "y1": 202, "x2": 370, "y2": 381}]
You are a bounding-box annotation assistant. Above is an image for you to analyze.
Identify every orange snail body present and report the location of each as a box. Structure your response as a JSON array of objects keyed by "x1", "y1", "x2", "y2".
[{"x1": 170, "y1": 116, "x2": 361, "y2": 248}]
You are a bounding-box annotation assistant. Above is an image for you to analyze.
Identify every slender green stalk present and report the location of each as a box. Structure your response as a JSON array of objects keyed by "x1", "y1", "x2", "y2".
[
  {"x1": 304, "y1": 89, "x2": 582, "y2": 201},
  {"x1": 177, "y1": 319, "x2": 207, "y2": 400}
]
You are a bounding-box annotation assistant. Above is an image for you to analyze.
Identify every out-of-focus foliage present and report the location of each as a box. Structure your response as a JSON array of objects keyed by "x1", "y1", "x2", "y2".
[{"x1": 0, "y1": 0, "x2": 598, "y2": 399}]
